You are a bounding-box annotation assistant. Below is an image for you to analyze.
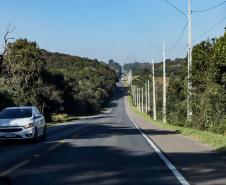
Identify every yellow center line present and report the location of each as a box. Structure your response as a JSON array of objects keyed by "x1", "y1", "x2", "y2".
[
  {"x1": 48, "y1": 140, "x2": 65, "y2": 151},
  {"x1": 0, "y1": 117, "x2": 111, "y2": 177},
  {"x1": 72, "y1": 126, "x2": 94, "y2": 137},
  {"x1": 0, "y1": 160, "x2": 30, "y2": 177},
  {"x1": 49, "y1": 117, "x2": 110, "y2": 149}
]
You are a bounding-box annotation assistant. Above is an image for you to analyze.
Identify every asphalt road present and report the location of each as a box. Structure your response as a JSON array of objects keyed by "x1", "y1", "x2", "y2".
[{"x1": 0, "y1": 87, "x2": 184, "y2": 185}]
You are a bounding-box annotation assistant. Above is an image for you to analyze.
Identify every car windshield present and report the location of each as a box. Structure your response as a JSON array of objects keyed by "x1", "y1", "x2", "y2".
[{"x1": 0, "y1": 108, "x2": 32, "y2": 119}]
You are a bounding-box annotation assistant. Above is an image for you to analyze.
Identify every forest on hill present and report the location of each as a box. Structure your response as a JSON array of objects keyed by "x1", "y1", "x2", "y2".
[
  {"x1": 123, "y1": 58, "x2": 185, "y2": 78},
  {"x1": 127, "y1": 32, "x2": 226, "y2": 134},
  {"x1": 108, "y1": 59, "x2": 122, "y2": 78},
  {"x1": 0, "y1": 39, "x2": 117, "y2": 121}
]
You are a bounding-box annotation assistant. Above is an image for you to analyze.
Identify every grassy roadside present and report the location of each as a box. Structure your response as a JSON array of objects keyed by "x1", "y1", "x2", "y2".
[
  {"x1": 47, "y1": 105, "x2": 112, "y2": 125},
  {"x1": 47, "y1": 115, "x2": 80, "y2": 125},
  {"x1": 127, "y1": 96, "x2": 226, "y2": 154}
]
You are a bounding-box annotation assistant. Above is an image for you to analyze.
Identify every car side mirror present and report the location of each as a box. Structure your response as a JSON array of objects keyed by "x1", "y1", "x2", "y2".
[{"x1": 34, "y1": 114, "x2": 41, "y2": 119}]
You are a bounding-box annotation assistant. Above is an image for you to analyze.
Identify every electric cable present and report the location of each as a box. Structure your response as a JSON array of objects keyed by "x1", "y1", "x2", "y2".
[
  {"x1": 163, "y1": 0, "x2": 187, "y2": 18},
  {"x1": 192, "y1": 1, "x2": 226, "y2": 13},
  {"x1": 193, "y1": 16, "x2": 226, "y2": 43},
  {"x1": 167, "y1": 20, "x2": 188, "y2": 51}
]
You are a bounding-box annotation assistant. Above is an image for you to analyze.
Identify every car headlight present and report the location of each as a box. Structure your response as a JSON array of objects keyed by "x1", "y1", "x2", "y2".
[{"x1": 23, "y1": 123, "x2": 34, "y2": 129}]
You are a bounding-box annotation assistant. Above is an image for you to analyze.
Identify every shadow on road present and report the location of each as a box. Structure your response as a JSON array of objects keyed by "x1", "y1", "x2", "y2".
[
  {"x1": 7, "y1": 142, "x2": 226, "y2": 185},
  {"x1": 1, "y1": 121, "x2": 224, "y2": 185},
  {"x1": 0, "y1": 176, "x2": 12, "y2": 185},
  {"x1": 71, "y1": 124, "x2": 181, "y2": 139},
  {"x1": 9, "y1": 144, "x2": 182, "y2": 185}
]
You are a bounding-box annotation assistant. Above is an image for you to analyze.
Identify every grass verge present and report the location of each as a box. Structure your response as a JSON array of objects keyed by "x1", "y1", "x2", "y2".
[
  {"x1": 47, "y1": 104, "x2": 112, "y2": 125},
  {"x1": 47, "y1": 115, "x2": 79, "y2": 125},
  {"x1": 127, "y1": 96, "x2": 226, "y2": 154}
]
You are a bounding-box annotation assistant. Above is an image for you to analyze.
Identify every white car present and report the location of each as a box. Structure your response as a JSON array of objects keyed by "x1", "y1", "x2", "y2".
[{"x1": 0, "y1": 106, "x2": 46, "y2": 141}]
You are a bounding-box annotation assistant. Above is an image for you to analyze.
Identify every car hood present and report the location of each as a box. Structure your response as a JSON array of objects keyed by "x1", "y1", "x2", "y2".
[{"x1": 0, "y1": 118, "x2": 33, "y2": 127}]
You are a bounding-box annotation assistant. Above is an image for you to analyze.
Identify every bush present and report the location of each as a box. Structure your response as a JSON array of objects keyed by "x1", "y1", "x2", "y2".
[{"x1": 51, "y1": 113, "x2": 69, "y2": 122}]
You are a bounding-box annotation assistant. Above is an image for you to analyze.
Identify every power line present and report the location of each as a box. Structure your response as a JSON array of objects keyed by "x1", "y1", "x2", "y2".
[
  {"x1": 173, "y1": 18, "x2": 226, "y2": 58},
  {"x1": 192, "y1": 1, "x2": 226, "y2": 13},
  {"x1": 173, "y1": 13, "x2": 226, "y2": 57},
  {"x1": 147, "y1": 41, "x2": 162, "y2": 53},
  {"x1": 163, "y1": 0, "x2": 187, "y2": 18},
  {"x1": 167, "y1": 20, "x2": 188, "y2": 51},
  {"x1": 193, "y1": 16, "x2": 226, "y2": 43},
  {"x1": 176, "y1": 45, "x2": 187, "y2": 58}
]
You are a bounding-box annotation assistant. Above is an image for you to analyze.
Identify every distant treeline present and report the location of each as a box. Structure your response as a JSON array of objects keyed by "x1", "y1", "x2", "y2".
[
  {"x1": 123, "y1": 58, "x2": 186, "y2": 78},
  {"x1": 127, "y1": 32, "x2": 226, "y2": 134},
  {"x1": 108, "y1": 59, "x2": 122, "y2": 78},
  {"x1": 0, "y1": 39, "x2": 117, "y2": 121}
]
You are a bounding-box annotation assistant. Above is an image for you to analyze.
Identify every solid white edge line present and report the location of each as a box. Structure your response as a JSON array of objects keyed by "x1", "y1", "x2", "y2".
[{"x1": 125, "y1": 103, "x2": 190, "y2": 185}]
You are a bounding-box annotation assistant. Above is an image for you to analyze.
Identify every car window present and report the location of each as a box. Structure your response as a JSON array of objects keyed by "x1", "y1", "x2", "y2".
[
  {"x1": 0, "y1": 108, "x2": 32, "y2": 119},
  {"x1": 36, "y1": 108, "x2": 41, "y2": 115},
  {"x1": 34, "y1": 108, "x2": 40, "y2": 115}
]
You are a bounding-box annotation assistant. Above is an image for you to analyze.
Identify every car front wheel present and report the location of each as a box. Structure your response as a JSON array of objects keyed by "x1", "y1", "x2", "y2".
[{"x1": 31, "y1": 127, "x2": 38, "y2": 143}]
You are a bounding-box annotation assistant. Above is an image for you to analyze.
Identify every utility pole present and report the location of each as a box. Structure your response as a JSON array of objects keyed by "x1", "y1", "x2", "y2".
[
  {"x1": 133, "y1": 85, "x2": 136, "y2": 104},
  {"x1": 128, "y1": 71, "x2": 130, "y2": 85},
  {"x1": 187, "y1": 0, "x2": 193, "y2": 122},
  {"x1": 145, "y1": 82, "x2": 148, "y2": 113},
  {"x1": 137, "y1": 88, "x2": 139, "y2": 111},
  {"x1": 147, "y1": 80, "x2": 150, "y2": 113},
  {"x1": 142, "y1": 87, "x2": 144, "y2": 114},
  {"x1": 152, "y1": 60, "x2": 157, "y2": 120},
  {"x1": 138, "y1": 88, "x2": 141, "y2": 112},
  {"x1": 128, "y1": 70, "x2": 132, "y2": 87},
  {"x1": 163, "y1": 43, "x2": 166, "y2": 123},
  {"x1": 137, "y1": 88, "x2": 139, "y2": 110},
  {"x1": 134, "y1": 86, "x2": 137, "y2": 106},
  {"x1": 133, "y1": 85, "x2": 135, "y2": 104},
  {"x1": 136, "y1": 86, "x2": 138, "y2": 107}
]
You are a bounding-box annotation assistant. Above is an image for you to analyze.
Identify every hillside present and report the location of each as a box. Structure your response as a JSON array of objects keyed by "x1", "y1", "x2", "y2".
[
  {"x1": 123, "y1": 58, "x2": 186, "y2": 77},
  {"x1": 0, "y1": 39, "x2": 117, "y2": 121}
]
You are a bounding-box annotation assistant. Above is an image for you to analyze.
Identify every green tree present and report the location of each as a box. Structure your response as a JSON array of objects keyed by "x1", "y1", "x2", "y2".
[
  {"x1": 192, "y1": 35, "x2": 226, "y2": 133},
  {"x1": 0, "y1": 39, "x2": 45, "y2": 106},
  {"x1": 0, "y1": 38, "x2": 118, "y2": 120}
]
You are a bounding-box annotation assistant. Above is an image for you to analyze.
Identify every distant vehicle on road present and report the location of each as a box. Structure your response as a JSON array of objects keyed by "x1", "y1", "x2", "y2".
[{"x1": 0, "y1": 106, "x2": 46, "y2": 141}]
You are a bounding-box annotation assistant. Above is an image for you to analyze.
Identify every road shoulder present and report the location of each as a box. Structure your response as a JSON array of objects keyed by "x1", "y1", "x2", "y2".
[{"x1": 125, "y1": 96, "x2": 226, "y2": 185}]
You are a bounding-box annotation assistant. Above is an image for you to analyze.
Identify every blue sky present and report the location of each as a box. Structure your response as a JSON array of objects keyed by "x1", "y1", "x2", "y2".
[{"x1": 0, "y1": 0, "x2": 225, "y2": 64}]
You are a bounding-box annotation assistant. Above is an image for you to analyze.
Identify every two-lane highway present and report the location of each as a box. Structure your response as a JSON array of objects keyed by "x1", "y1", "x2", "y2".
[{"x1": 0, "y1": 88, "x2": 186, "y2": 185}]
